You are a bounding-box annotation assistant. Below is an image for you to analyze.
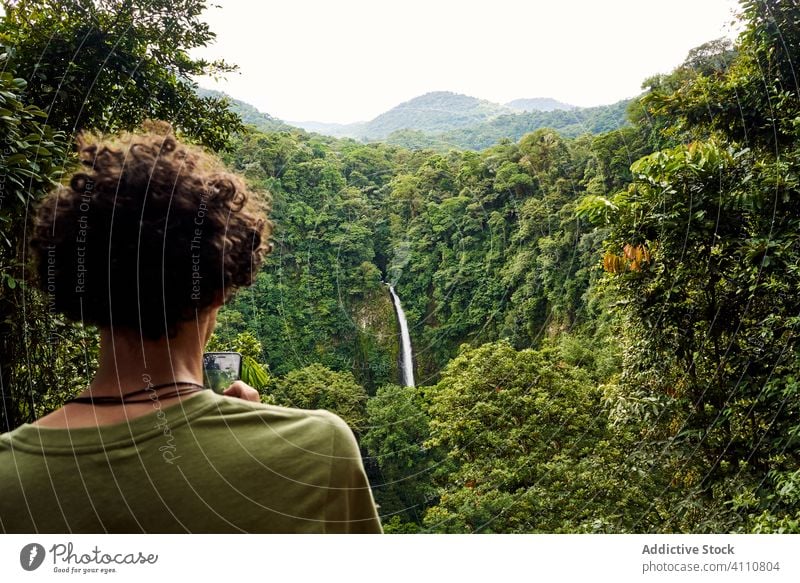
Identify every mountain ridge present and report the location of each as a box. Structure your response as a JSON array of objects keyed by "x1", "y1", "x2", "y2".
[
  {"x1": 290, "y1": 91, "x2": 517, "y2": 139},
  {"x1": 196, "y1": 88, "x2": 292, "y2": 133},
  {"x1": 198, "y1": 87, "x2": 632, "y2": 150}
]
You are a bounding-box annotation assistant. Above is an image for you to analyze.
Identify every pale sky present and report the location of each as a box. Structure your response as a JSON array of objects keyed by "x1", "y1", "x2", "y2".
[{"x1": 193, "y1": 0, "x2": 741, "y2": 124}]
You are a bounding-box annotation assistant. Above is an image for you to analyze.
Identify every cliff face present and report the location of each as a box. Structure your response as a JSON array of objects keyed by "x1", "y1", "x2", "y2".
[{"x1": 348, "y1": 285, "x2": 399, "y2": 394}]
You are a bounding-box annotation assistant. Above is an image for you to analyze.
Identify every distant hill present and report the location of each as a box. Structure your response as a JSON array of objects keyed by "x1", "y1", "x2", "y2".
[
  {"x1": 439, "y1": 99, "x2": 632, "y2": 149},
  {"x1": 196, "y1": 88, "x2": 292, "y2": 133},
  {"x1": 292, "y1": 91, "x2": 512, "y2": 140},
  {"x1": 291, "y1": 91, "x2": 630, "y2": 148},
  {"x1": 386, "y1": 99, "x2": 633, "y2": 151},
  {"x1": 200, "y1": 87, "x2": 632, "y2": 151},
  {"x1": 505, "y1": 97, "x2": 574, "y2": 112},
  {"x1": 362, "y1": 91, "x2": 512, "y2": 139},
  {"x1": 288, "y1": 120, "x2": 366, "y2": 137}
]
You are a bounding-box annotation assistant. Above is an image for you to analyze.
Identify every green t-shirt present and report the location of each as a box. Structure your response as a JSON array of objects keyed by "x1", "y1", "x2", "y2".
[{"x1": 0, "y1": 391, "x2": 382, "y2": 533}]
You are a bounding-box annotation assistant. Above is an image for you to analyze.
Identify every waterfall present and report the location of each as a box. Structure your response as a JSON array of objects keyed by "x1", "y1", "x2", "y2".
[{"x1": 387, "y1": 284, "x2": 415, "y2": 387}]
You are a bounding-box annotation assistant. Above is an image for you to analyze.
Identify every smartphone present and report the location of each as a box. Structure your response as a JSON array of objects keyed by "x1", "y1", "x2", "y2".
[{"x1": 202, "y1": 352, "x2": 243, "y2": 394}]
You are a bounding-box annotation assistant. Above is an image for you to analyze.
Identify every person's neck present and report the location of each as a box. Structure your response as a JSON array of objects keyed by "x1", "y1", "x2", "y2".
[{"x1": 88, "y1": 320, "x2": 210, "y2": 398}]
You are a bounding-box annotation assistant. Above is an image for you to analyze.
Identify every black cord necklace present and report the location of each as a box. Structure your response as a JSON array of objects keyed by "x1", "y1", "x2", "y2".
[{"x1": 65, "y1": 381, "x2": 205, "y2": 406}]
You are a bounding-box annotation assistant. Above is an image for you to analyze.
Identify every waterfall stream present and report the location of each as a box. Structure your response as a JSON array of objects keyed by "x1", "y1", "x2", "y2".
[{"x1": 387, "y1": 284, "x2": 415, "y2": 387}]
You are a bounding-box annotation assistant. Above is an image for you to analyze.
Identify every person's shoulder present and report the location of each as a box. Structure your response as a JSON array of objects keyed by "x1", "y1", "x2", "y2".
[
  {"x1": 203, "y1": 393, "x2": 355, "y2": 444},
  {"x1": 210, "y1": 392, "x2": 341, "y2": 422}
]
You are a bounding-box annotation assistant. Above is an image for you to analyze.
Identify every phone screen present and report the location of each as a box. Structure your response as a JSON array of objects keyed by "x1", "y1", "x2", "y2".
[{"x1": 202, "y1": 352, "x2": 242, "y2": 393}]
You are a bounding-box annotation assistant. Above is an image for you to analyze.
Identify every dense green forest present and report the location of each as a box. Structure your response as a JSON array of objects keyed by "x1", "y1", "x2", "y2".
[{"x1": 1, "y1": 0, "x2": 799, "y2": 533}]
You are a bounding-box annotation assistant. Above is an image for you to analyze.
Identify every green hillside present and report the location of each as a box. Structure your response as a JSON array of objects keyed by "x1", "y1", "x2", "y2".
[
  {"x1": 216, "y1": 88, "x2": 629, "y2": 150},
  {"x1": 437, "y1": 98, "x2": 632, "y2": 149},
  {"x1": 386, "y1": 99, "x2": 632, "y2": 150},
  {"x1": 361, "y1": 91, "x2": 511, "y2": 138},
  {"x1": 196, "y1": 87, "x2": 293, "y2": 133}
]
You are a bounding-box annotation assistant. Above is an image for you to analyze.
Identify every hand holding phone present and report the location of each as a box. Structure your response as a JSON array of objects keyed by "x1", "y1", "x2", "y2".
[
  {"x1": 202, "y1": 352, "x2": 243, "y2": 394},
  {"x1": 222, "y1": 380, "x2": 261, "y2": 402}
]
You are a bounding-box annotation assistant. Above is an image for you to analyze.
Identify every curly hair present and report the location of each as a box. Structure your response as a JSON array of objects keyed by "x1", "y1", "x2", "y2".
[{"x1": 30, "y1": 126, "x2": 272, "y2": 340}]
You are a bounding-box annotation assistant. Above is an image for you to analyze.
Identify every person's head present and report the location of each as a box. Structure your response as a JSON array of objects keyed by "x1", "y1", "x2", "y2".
[{"x1": 30, "y1": 124, "x2": 272, "y2": 341}]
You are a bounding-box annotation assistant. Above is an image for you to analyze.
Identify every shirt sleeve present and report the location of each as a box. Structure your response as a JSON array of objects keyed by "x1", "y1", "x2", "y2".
[{"x1": 323, "y1": 413, "x2": 383, "y2": 534}]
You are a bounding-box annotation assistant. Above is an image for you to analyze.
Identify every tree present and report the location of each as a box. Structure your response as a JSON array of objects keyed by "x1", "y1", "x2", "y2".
[
  {"x1": 579, "y1": 0, "x2": 800, "y2": 531},
  {"x1": 0, "y1": 0, "x2": 243, "y2": 150},
  {"x1": 0, "y1": 0, "x2": 244, "y2": 431},
  {"x1": 362, "y1": 384, "x2": 439, "y2": 524},
  {"x1": 423, "y1": 341, "x2": 656, "y2": 532},
  {"x1": 269, "y1": 363, "x2": 368, "y2": 433},
  {"x1": 0, "y1": 52, "x2": 71, "y2": 431}
]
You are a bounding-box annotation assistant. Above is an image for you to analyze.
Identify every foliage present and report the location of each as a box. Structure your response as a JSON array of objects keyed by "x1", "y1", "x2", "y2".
[
  {"x1": 580, "y1": 0, "x2": 800, "y2": 531},
  {"x1": 362, "y1": 384, "x2": 440, "y2": 522},
  {"x1": 0, "y1": 0, "x2": 243, "y2": 150},
  {"x1": 0, "y1": 51, "x2": 71, "y2": 430},
  {"x1": 196, "y1": 87, "x2": 293, "y2": 133},
  {"x1": 422, "y1": 340, "x2": 658, "y2": 532},
  {"x1": 216, "y1": 130, "x2": 404, "y2": 390},
  {"x1": 385, "y1": 127, "x2": 641, "y2": 379},
  {"x1": 364, "y1": 91, "x2": 512, "y2": 140},
  {"x1": 268, "y1": 363, "x2": 368, "y2": 433},
  {"x1": 434, "y1": 99, "x2": 632, "y2": 150}
]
